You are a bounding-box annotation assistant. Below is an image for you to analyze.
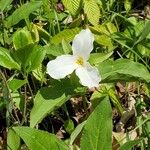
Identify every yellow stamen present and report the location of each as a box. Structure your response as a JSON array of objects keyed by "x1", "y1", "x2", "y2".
[{"x1": 76, "y1": 57, "x2": 84, "y2": 66}]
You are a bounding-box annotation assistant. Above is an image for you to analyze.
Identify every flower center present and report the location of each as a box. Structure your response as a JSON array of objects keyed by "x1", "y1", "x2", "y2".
[{"x1": 76, "y1": 56, "x2": 84, "y2": 66}]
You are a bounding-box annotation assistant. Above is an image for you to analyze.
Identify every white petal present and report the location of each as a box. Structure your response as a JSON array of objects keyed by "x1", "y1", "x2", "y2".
[
  {"x1": 47, "y1": 55, "x2": 76, "y2": 79},
  {"x1": 72, "y1": 28, "x2": 94, "y2": 60},
  {"x1": 75, "y1": 63, "x2": 101, "y2": 88}
]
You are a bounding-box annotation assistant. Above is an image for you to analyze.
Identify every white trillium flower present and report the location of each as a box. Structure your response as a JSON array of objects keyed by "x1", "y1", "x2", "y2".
[{"x1": 47, "y1": 28, "x2": 101, "y2": 88}]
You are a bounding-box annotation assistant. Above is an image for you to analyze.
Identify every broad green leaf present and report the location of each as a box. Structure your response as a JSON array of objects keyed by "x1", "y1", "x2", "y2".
[
  {"x1": 80, "y1": 96, "x2": 112, "y2": 150},
  {"x1": 84, "y1": 0, "x2": 100, "y2": 26},
  {"x1": 27, "y1": 45, "x2": 46, "y2": 72},
  {"x1": 7, "y1": 128, "x2": 20, "y2": 150},
  {"x1": 51, "y1": 27, "x2": 81, "y2": 44},
  {"x1": 30, "y1": 79, "x2": 83, "y2": 128},
  {"x1": 0, "y1": 0, "x2": 12, "y2": 11},
  {"x1": 0, "y1": 47, "x2": 20, "y2": 70},
  {"x1": 120, "y1": 138, "x2": 143, "y2": 150},
  {"x1": 70, "y1": 121, "x2": 86, "y2": 145},
  {"x1": 89, "y1": 52, "x2": 113, "y2": 65},
  {"x1": 91, "y1": 22, "x2": 117, "y2": 35},
  {"x1": 13, "y1": 28, "x2": 33, "y2": 50},
  {"x1": 62, "y1": 0, "x2": 81, "y2": 16},
  {"x1": 13, "y1": 127, "x2": 68, "y2": 150},
  {"x1": 12, "y1": 44, "x2": 35, "y2": 70},
  {"x1": 94, "y1": 34, "x2": 113, "y2": 48},
  {"x1": 135, "y1": 21, "x2": 150, "y2": 45},
  {"x1": 13, "y1": 44, "x2": 46, "y2": 72},
  {"x1": 98, "y1": 59, "x2": 150, "y2": 83},
  {"x1": 62, "y1": 39, "x2": 72, "y2": 54},
  {"x1": 45, "y1": 44, "x2": 65, "y2": 56},
  {"x1": 5, "y1": 1, "x2": 42, "y2": 27},
  {"x1": 106, "y1": 22, "x2": 118, "y2": 33},
  {"x1": 8, "y1": 78, "x2": 27, "y2": 91}
]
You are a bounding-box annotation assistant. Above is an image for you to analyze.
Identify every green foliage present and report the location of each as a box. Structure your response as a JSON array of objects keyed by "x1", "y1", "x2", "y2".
[
  {"x1": 120, "y1": 138, "x2": 143, "y2": 150},
  {"x1": 5, "y1": 1, "x2": 42, "y2": 27},
  {"x1": 13, "y1": 28, "x2": 34, "y2": 49},
  {"x1": 89, "y1": 52, "x2": 113, "y2": 65},
  {"x1": 84, "y1": 0, "x2": 100, "y2": 26},
  {"x1": 70, "y1": 121, "x2": 86, "y2": 146},
  {"x1": 7, "y1": 128, "x2": 20, "y2": 150},
  {"x1": 98, "y1": 59, "x2": 150, "y2": 83},
  {"x1": 8, "y1": 78, "x2": 27, "y2": 91},
  {"x1": 62, "y1": 0, "x2": 82, "y2": 16},
  {"x1": 124, "y1": 0, "x2": 133, "y2": 12},
  {"x1": 30, "y1": 79, "x2": 85, "y2": 128},
  {"x1": 0, "y1": 47, "x2": 20, "y2": 70},
  {"x1": 51, "y1": 27, "x2": 81, "y2": 44},
  {"x1": 13, "y1": 127, "x2": 68, "y2": 150},
  {"x1": 0, "y1": 0, "x2": 12, "y2": 12},
  {"x1": 0, "y1": 1, "x2": 150, "y2": 149},
  {"x1": 80, "y1": 96, "x2": 112, "y2": 150},
  {"x1": 12, "y1": 44, "x2": 46, "y2": 72}
]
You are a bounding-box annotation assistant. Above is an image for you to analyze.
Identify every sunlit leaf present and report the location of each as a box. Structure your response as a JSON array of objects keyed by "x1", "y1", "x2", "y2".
[
  {"x1": 7, "y1": 128, "x2": 20, "y2": 150},
  {"x1": 30, "y1": 79, "x2": 85, "y2": 128},
  {"x1": 62, "y1": 0, "x2": 82, "y2": 16},
  {"x1": 84, "y1": 0, "x2": 100, "y2": 26},
  {"x1": 0, "y1": 47, "x2": 20, "y2": 70},
  {"x1": 51, "y1": 27, "x2": 81, "y2": 44},
  {"x1": 80, "y1": 96, "x2": 112, "y2": 150},
  {"x1": 98, "y1": 59, "x2": 150, "y2": 83},
  {"x1": 0, "y1": 0, "x2": 12, "y2": 12},
  {"x1": 5, "y1": 1, "x2": 42, "y2": 27},
  {"x1": 13, "y1": 127, "x2": 68, "y2": 150}
]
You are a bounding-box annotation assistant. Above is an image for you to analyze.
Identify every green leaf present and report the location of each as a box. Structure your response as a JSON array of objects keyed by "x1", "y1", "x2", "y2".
[
  {"x1": 13, "y1": 44, "x2": 46, "y2": 72},
  {"x1": 8, "y1": 78, "x2": 27, "y2": 91},
  {"x1": 12, "y1": 44, "x2": 35, "y2": 70},
  {"x1": 5, "y1": 1, "x2": 42, "y2": 27},
  {"x1": 13, "y1": 127, "x2": 68, "y2": 150},
  {"x1": 89, "y1": 52, "x2": 113, "y2": 65},
  {"x1": 51, "y1": 27, "x2": 81, "y2": 44},
  {"x1": 0, "y1": 47, "x2": 20, "y2": 70},
  {"x1": 32, "y1": 64, "x2": 45, "y2": 83},
  {"x1": 94, "y1": 34, "x2": 113, "y2": 48},
  {"x1": 30, "y1": 79, "x2": 80, "y2": 128},
  {"x1": 135, "y1": 21, "x2": 150, "y2": 45},
  {"x1": 64, "y1": 119, "x2": 74, "y2": 134},
  {"x1": 27, "y1": 45, "x2": 46, "y2": 72},
  {"x1": 98, "y1": 59, "x2": 150, "y2": 83},
  {"x1": 84, "y1": 0, "x2": 100, "y2": 26},
  {"x1": 0, "y1": 0, "x2": 12, "y2": 11},
  {"x1": 80, "y1": 96, "x2": 112, "y2": 150},
  {"x1": 62, "y1": 0, "x2": 82, "y2": 16},
  {"x1": 70, "y1": 121, "x2": 86, "y2": 145},
  {"x1": 120, "y1": 138, "x2": 143, "y2": 150},
  {"x1": 35, "y1": 24, "x2": 50, "y2": 42},
  {"x1": 11, "y1": 91, "x2": 24, "y2": 111},
  {"x1": 124, "y1": 0, "x2": 133, "y2": 12},
  {"x1": 62, "y1": 39, "x2": 72, "y2": 54},
  {"x1": 45, "y1": 44, "x2": 65, "y2": 56},
  {"x1": 108, "y1": 88, "x2": 124, "y2": 115},
  {"x1": 13, "y1": 28, "x2": 34, "y2": 50},
  {"x1": 7, "y1": 128, "x2": 20, "y2": 150}
]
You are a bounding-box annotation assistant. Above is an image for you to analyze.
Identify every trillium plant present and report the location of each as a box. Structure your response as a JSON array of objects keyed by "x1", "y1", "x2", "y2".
[{"x1": 47, "y1": 29, "x2": 101, "y2": 88}]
